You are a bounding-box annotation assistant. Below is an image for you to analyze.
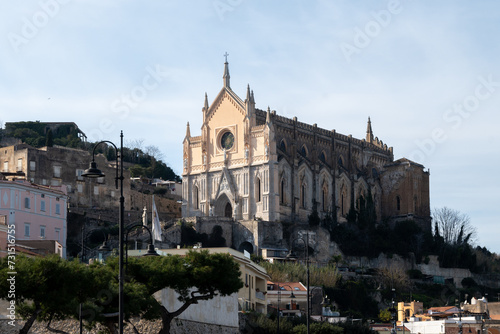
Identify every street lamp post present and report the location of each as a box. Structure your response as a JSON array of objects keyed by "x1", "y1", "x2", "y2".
[
  {"x1": 82, "y1": 131, "x2": 125, "y2": 334},
  {"x1": 390, "y1": 288, "x2": 396, "y2": 334},
  {"x1": 277, "y1": 284, "x2": 296, "y2": 334},
  {"x1": 287, "y1": 233, "x2": 310, "y2": 334},
  {"x1": 79, "y1": 226, "x2": 111, "y2": 334},
  {"x1": 124, "y1": 222, "x2": 159, "y2": 272}
]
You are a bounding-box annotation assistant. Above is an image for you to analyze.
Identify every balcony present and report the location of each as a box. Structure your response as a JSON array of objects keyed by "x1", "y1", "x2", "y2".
[{"x1": 255, "y1": 291, "x2": 266, "y2": 300}]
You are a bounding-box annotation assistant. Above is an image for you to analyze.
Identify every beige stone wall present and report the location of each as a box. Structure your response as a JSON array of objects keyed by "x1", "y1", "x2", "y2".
[{"x1": 0, "y1": 318, "x2": 239, "y2": 334}]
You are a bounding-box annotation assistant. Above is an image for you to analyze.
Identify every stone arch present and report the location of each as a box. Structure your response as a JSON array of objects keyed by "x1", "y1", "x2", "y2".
[
  {"x1": 214, "y1": 193, "x2": 233, "y2": 218},
  {"x1": 238, "y1": 241, "x2": 254, "y2": 254}
]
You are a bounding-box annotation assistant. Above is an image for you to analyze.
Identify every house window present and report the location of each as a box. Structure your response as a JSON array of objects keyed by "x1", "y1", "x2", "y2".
[
  {"x1": 3, "y1": 161, "x2": 8, "y2": 172},
  {"x1": 77, "y1": 184, "x2": 83, "y2": 193},
  {"x1": 76, "y1": 169, "x2": 84, "y2": 180},
  {"x1": 24, "y1": 223, "x2": 30, "y2": 237},
  {"x1": 55, "y1": 228, "x2": 61, "y2": 242},
  {"x1": 40, "y1": 200, "x2": 46, "y2": 212},
  {"x1": 55, "y1": 203, "x2": 61, "y2": 215},
  {"x1": 30, "y1": 161, "x2": 36, "y2": 171},
  {"x1": 53, "y1": 166, "x2": 62, "y2": 178},
  {"x1": 40, "y1": 225, "x2": 46, "y2": 238},
  {"x1": 24, "y1": 197, "x2": 30, "y2": 209},
  {"x1": 17, "y1": 158, "x2": 23, "y2": 171},
  {"x1": 94, "y1": 186, "x2": 99, "y2": 195}
]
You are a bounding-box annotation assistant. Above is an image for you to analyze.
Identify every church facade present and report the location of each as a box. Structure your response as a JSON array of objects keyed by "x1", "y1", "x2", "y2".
[{"x1": 182, "y1": 61, "x2": 430, "y2": 230}]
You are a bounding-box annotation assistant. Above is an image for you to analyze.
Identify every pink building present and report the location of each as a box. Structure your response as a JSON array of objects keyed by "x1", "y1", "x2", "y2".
[{"x1": 0, "y1": 179, "x2": 68, "y2": 258}]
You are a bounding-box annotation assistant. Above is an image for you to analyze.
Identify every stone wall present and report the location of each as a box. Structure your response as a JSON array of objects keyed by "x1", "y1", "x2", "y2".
[{"x1": 0, "y1": 317, "x2": 239, "y2": 334}]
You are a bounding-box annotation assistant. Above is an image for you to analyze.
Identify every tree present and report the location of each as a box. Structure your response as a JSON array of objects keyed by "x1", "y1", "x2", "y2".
[
  {"x1": 108, "y1": 250, "x2": 243, "y2": 334},
  {"x1": 0, "y1": 255, "x2": 109, "y2": 334},
  {"x1": 432, "y1": 207, "x2": 477, "y2": 246},
  {"x1": 45, "y1": 129, "x2": 53, "y2": 147}
]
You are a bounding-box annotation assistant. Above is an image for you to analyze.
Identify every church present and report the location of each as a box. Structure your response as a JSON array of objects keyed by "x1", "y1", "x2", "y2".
[{"x1": 182, "y1": 60, "x2": 430, "y2": 231}]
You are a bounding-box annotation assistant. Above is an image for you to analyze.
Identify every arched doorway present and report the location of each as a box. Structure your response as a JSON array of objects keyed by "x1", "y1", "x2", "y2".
[
  {"x1": 214, "y1": 193, "x2": 233, "y2": 218},
  {"x1": 238, "y1": 241, "x2": 254, "y2": 254},
  {"x1": 224, "y1": 202, "x2": 232, "y2": 218}
]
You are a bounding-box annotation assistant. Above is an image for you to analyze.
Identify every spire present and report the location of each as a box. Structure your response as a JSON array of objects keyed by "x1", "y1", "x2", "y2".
[
  {"x1": 223, "y1": 52, "x2": 230, "y2": 88},
  {"x1": 366, "y1": 117, "x2": 373, "y2": 143},
  {"x1": 266, "y1": 106, "x2": 272, "y2": 125},
  {"x1": 204, "y1": 92, "x2": 209, "y2": 111},
  {"x1": 185, "y1": 122, "x2": 191, "y2": 138},
  {"x1": 251, "y1": 90, "x2": 255, "y2": 104},
  {"x1": 245, "y1": 84, "x2": 251, "y2": 102}
]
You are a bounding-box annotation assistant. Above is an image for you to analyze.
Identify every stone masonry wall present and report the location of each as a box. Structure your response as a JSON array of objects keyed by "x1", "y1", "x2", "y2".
[{"x1": 0, "y1": 317, "x2": 239, "y2": 334}]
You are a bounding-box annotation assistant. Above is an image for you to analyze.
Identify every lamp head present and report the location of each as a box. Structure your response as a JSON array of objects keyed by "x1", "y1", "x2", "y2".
[
  {"x1": 143, "y1": 244, "x2": 159, "y2": 257},
  {"x1": 286, "y1": 250, "x2": 297, "y2": 260},
  {"x1": 290, "y1": 291, "x2": 296, "y2": 299},
  {"x1": 98, "y1": 240, "x2": 112, "y2": 252},
  {"x1": 82, "y1": 161, "x2": 105, "y2": 178}
]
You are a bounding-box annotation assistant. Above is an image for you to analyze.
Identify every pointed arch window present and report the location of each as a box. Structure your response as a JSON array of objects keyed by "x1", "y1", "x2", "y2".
[
  {"x1": 322, "y1": 184, "x2": 329, "y2": 212},
  {"x1": 301, "y1": 183, "x2": 307, "y2": 208},
  {"x1": 396, "y1": 196, "x2": 401, "y2": 211},
  {"x1": 319, "y1": 152, "x2": 326, "y2": 163},
  {"x1": 280, "y1": 178, "x2": 286, "y2": 205},
  {"x1": 193, "y1": 185, "x2": 199, "y2": 210},
  {"x1": 279, "y1": 139, "x2": 287, "y2": 153},
  {"x1": 338, "y1": 156, "x2": 344, "y2": 168},
  {"x1": 255, "y1": 177, "x2": 262, "y2": 203},
  {"x1": 341, "y1": 184, "x2": 348, "y2": 216},
  {"x1": 301, "y1": 145, "x2": 308, "y2": 158}
]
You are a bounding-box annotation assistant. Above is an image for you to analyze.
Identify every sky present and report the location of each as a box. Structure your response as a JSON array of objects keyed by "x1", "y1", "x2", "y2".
[{"x1": 1, "y1": 1, "x2": 499, "y2": 253}]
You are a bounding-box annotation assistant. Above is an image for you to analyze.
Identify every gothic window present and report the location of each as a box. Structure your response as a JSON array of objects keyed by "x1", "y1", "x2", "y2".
[
  {"x1": 193, "y1": 185, "x2": 199, "y2": 210},
  {"x1": 319, "y1": 152, "x2": 326, "y2": 163},
  {"x1": 224, "y1": 202, "x2": 232, "y2": 218},
  {"x1": 255, "y1": 177, "x2": 261, "y2": 203},
  {"x1": 338, "y1": 156, "x2": 344, "y2": 168},
  {"x1": 396, "y1": 196, "x2": 401, "y2": 211},
  {"x1": 341, "y1": 185, "x2": 348, "y2": 216},
  {"x1": 280, "y1": 178, "x2": 286, "y2": 205},
  {"x1": 301, "y1": 145, "x2": 308, "y2": 158},
  {"x1": 301, "y1": 183, "x2": 307, "y2": 208},
  {"x1": 279, "y1": 139, "x2": 287, "y2": 153},
  {"x1": 322, "y1": 186, "x2": 328, "y2": 212}
]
